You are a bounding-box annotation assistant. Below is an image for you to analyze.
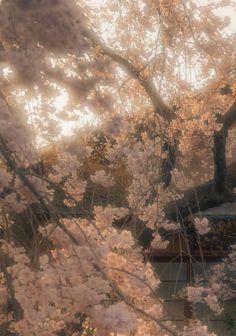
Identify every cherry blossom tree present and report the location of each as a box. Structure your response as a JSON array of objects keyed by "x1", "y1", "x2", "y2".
[{"x1": 0, "y1": 1, "x2": 236, "y2": 335}]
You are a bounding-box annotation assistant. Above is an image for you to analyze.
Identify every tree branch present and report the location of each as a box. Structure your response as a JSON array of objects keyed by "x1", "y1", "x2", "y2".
[
  {"x1": 213, "y1": 129, "x2": 227, "y2": 194},
  {"x1": 0, "y1": 136, "x2": 79, "y2": 246},
  {"x1": 165, "y1": 160, "x2": 236, "y2": 221},
  {"x1": 0, "y1": 250, "x2": 23, "y2": 321},
  {"x1": 83, "y1": 28, "x2": 176, "y2": 186},
  {"x1": 83, "y1": 29, "x2": 172, "y2": 121},
  {"x1": 222, "y1": 99, "x2": 236, "y2": 131},
  {"x1": 160, "y1": 141, "x2": 176, "y2": 187}
]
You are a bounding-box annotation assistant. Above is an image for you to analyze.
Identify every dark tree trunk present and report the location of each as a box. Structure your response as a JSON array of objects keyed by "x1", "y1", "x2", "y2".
[{"x1": 165, "y1": 160, "x2": 236, "y2": 221}]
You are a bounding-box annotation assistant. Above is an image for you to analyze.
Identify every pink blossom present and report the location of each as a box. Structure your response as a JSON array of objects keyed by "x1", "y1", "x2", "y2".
[
  {"x1": 90, "y1": 169, "x2": 115, "y2": 188},
  {"x1": 194, "y1": 217, "x2": 210, "y2": 235}
]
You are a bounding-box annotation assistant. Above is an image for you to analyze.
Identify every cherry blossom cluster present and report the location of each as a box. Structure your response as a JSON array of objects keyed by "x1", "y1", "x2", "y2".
[
  {"x1": 0, "y1": 207, "x2": 165, "y2": 335},
  {"x1": 194, "y1": 217, "x2": 211, "y2": 235},
  {"x1": 0, "y1": 0, "x2": 236, "y2": 335}
]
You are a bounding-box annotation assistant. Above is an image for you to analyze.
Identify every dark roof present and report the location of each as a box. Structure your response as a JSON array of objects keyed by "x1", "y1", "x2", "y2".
[{"x1": 196, "y1": 201, "x2": 236, "y2": 219}]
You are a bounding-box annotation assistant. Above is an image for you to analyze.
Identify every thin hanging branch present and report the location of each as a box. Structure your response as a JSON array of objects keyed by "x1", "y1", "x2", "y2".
[
  {"x1": 165, "y1": 98, "x2": 236, "y2": 221},
  {"x1": 0, "y1": 250, "x2": 23, "y2": 321},
  {"x1": 165, "y1": 159, "x2": 236, "y2": 222},
  {"x1": 0, "y1": 138, "x2": 177, "y2": 336},
  {"x1": 0, "y1": 136, "x2": 79, "y2": 246},
  {"x1": 83, "y1": 29, "x2": 172, "y2": 121},
  {"x1": 83, "y1": 28, "x2": 176, "y2": 186}
]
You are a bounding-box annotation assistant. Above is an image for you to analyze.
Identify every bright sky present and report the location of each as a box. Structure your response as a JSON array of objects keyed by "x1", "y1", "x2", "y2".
[
  {"x1": 22, "y1": 0, "x2": 236, "y2": 142},
  {"x1": 59, "y1": 1, "x2": 236, "y2": 137},
  {"x1": 216, "y1": 5, "x2": 236, "y2": 33},
  {"x1": 53, "y1": 97, "x2": 98, "y2": 137}
]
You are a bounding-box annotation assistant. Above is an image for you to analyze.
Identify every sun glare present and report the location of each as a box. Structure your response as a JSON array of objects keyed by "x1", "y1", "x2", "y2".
[
  {"x1": 24, "y1": 89, "x2": 98, "y2": 145},
  {"x1": 55, "y1": 3, "x2": 236, "y2": 138},
  {"x1": 52, "y1": 92, "x2": 99, "y2": 136},
  {"x1": 53, "y1": 92, "x2": 68, "y2": 111},
  {"x1": 59, "y1": 110, "x2": 98, "y2": 137},
  {"x1": 13, "y1": 1, "x2": 236, "y2": 145}
]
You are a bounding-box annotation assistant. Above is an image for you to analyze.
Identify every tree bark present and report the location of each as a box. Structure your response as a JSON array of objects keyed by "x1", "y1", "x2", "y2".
[
  {"x1": 165, "y1": 160, "x2": 236, "y2": 221},
  {"x1": 213, "y1": 98, "x2": 236, "y2": 194}
]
